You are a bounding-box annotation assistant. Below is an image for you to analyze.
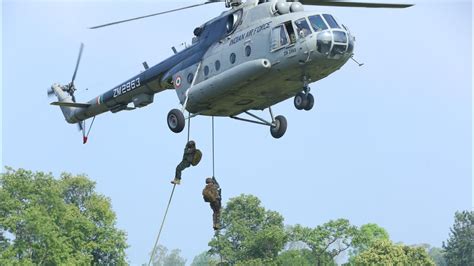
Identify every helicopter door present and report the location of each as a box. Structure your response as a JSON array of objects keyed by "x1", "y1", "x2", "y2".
[{"x1": 271, "y1": 22, "x2": 297, "y2": 52}]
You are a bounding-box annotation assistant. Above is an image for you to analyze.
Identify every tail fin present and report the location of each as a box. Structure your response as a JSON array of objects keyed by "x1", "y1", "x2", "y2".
[{"x1": 50, "y1": 83, "x2": 80, "y2": 124}]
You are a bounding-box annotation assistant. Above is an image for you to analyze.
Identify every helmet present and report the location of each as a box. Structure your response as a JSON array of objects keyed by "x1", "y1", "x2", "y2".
[
  {"x1": 187, "y1": 140, "x2": 196, "y2": 147},
  {"x1": 205, "y1": 177, "x2": 213, "y2": 184}
]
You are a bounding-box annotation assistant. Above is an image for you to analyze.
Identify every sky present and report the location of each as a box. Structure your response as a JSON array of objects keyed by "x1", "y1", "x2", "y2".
[{"x1": 2, "y1": 0, "x2": 473, "y2": 265}]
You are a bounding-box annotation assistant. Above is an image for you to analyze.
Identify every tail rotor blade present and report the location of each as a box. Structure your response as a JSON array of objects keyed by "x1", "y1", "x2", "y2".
[
  {"x1": 47, "y1": 88, "x2": 55, "y2": 97},
  {"x1": 71, "y1": 43, "x2": 84, "y2": 84}
]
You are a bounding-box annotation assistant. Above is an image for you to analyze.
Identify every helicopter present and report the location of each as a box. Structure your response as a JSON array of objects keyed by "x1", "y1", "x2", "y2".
[{"x1": 49, "y1": 0, "x2": 413, "y2": 143}]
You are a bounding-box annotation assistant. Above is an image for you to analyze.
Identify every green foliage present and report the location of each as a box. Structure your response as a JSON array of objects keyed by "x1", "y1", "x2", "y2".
[
  {"x1": 208, "y1": 194, "x2": 287, "y2": 265},
  {"x1": 276, "y1": 249, "x2": 316, "y2": 266},
  {"x1": 352, "y1": 223, "x2": 389, "y2": 253},
  {"x1": 191, "y1": 251, "x2": 219, "y2": 266},
  {"x1": 0, "y1": 168, "x2": 128, "y2": 265},
  {"x1": 427, "y1": 246, "x2": 446, "y2": 266},
  {"x1": 353, "y1": 239, "x2": 435, "y2": 265},
  {"x1": 443, "y1": 210, "x2": 474, "y2": 266},
  {"x1": 148, "y1": 244, "x2": 186, "y2": 266},
  {"x1": 289, "y1": 219, "x2": 356, "y2": 265}
]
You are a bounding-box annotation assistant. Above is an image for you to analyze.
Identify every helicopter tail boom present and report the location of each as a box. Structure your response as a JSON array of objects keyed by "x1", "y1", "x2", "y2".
[{"x1": 49, "y1": 83, "x2": 90, "y2": 124}]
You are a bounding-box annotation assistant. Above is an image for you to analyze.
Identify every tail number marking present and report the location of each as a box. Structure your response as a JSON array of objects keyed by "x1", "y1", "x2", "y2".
[{"x1": 113, "y1": 77, "x2": 141, "y2": 98}]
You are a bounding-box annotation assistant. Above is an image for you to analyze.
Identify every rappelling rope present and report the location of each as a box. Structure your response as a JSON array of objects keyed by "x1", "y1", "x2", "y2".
[
  {"x1": 148, "y1": 113, "x2": 192, "y2": 266},
  {"x1": 211, "y1": 116, "x2": 224, "y2": 265},
  {"x1": 212, "y1": 116, "x2": 215, "y2": 177},
  {"x1": 147, "y1": 184, "x2": 176, "y2": 266}
]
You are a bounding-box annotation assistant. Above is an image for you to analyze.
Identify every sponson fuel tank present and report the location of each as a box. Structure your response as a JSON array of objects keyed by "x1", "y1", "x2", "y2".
[{"x1": 185, "y1": 59, "x2": 271, "y2": 114}]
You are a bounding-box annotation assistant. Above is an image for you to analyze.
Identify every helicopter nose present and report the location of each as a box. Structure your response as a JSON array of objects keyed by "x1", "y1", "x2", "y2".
[{"x1": 316, "y1": 30, "x2": 353, "y2": 57}]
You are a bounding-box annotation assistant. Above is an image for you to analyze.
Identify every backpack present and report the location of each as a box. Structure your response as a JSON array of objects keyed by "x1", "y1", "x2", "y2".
[
  {"x1": 202, "y1": 184, "x2": 217, "y2": 202},
  {"x1": 191, "y1": 149, "x2": 202, "y2": 166}
]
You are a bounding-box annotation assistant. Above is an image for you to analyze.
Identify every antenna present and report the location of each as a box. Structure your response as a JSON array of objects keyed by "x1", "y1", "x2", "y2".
[{"x1": 351, "y1": 56, "x2": 364, "y2": 67}]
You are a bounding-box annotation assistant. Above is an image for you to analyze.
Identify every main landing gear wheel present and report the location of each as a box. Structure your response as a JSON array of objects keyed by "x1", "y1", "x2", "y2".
[
  {"x1": 167, "y1": 109, "x2": 185, "y2": 133},
  {"x1": 270, "y1": 115, "x2": 287, "y2": 139},
  {"x1": 304, "y1": 93, "x2": 314, "y2": 111},
  {"x1": 294, "y1": 92, "x2": 308, "y2": 110},
  {"x1": 294, "y1": 92, "x2": 315, "y2": 111}
]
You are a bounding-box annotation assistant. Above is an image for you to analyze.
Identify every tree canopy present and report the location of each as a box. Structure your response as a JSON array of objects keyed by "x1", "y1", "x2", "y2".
[
  {"x1": 208, "y1": 194, "x2": 287, "y2": 264},
  {"x1": 353, "y1": 239, "x2": 434, "y2": 265},
  {"x1": 147, "y1": 244, "x2": 186, "y2": 266},
  {"x1": 0, "y1": 168, "x2": 128, "y2": 265},
  {"x1": 443, "y1": 210, "x2": 474, "y2": 266}
]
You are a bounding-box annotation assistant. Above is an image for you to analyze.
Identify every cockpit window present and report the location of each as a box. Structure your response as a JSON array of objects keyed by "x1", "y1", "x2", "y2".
[
  {"x1": 294, "y1": 18, "x2": 312, "y2": 38},
  {"x1": 226, "y1": 9, "x2": 243, "y2": 34},
  {"x1": 323, "y1": 14, "x2": 340, "y2": 29},
  {"x1": 308, "y1": 15, "x2": 328, "y2": 32}
]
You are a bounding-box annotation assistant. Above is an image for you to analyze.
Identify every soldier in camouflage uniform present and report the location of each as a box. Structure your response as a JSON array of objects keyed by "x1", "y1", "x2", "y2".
[
  {"x1": 171, "y1": 140, "x2": 201, "y2": 185},
  {"x1": 202, "y1": 177, "x2": 222, "y2": 230}
]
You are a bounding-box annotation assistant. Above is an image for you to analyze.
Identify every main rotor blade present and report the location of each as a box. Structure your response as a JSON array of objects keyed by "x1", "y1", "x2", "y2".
[
  {"x1": 89, "y1": 2, "x2": 214, "y2": 30},
  {"x1": 298, "y1": 0, "x2": 413, "y2": 8},
  {"x1": 71, "y1": 43, "x2": 84, "y2": 84}
]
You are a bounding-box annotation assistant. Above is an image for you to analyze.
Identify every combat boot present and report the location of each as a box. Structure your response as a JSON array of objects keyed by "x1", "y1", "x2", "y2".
[
  {"x1": 213, "y1": 223, "x2": 221, "y2": 231},
  {"x1": 171, "y1": 178, "x2": 181, "y2": 185}
]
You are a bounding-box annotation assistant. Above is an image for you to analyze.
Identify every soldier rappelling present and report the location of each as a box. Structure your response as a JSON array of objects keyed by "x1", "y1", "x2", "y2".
[
  {"x1": 171, "y1": 140, "x2": 202, "y2": 185},
  {"x1": 202, "y1": 176, "x2": 222, "y2": 230}
]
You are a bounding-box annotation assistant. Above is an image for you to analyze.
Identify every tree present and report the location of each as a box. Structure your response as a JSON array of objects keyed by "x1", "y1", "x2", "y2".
[
  {"x1": 352, "y1": 223, "x2": 389, "y2": 254},
  {"x1": 0, "y1": 168, "x2": 128, "y2": 265},
  {"x1": 290, "y1": 219, "x2": 357, "y2": 265},
  {"x1": 443, "y1": 210, "x2": 474, "y2": 265},
  {"x1": 276, "y1": 249, "x2": 316, "y2": 266},
  {"x1": 208, "y1": 194, "x2": 287, "y2": 264},
  {"x1": 427, "y1": 246, "x2": 446, "y2": 266},
  {"x1": 353, "y1": 239, "x2": 435, "y2": 265},
  {"x1": 191, "y1": 251, "x2": 219, "y2": 266}
]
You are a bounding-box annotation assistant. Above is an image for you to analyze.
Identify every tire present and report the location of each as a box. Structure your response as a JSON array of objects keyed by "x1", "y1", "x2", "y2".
[
  {"x1": 270, "y1": 115, "x2": 287, "y2": 139},
  {"x1": 294, "y1": 92, "x2": 307, "y2": 110},
  {"x1": 167, "y1": 109, "x2": 185, "y2": 133},
  {"x1": 304, "y1": 93, "x2": 314, "y2": 111}
]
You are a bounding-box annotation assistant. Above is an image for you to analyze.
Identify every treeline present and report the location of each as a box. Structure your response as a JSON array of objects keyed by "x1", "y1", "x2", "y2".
[
  {"x1": 1, "y1": 169, "x2": 472, "y2": 265},
  {"x1": 189, "y1": 194, "x2": 445, "y2": 266}
]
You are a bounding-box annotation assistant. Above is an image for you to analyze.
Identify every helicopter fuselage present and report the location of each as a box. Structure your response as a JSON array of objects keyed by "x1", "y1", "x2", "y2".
[{"x1": 53, "y1": 0, "x2": 353, "y2": 123}]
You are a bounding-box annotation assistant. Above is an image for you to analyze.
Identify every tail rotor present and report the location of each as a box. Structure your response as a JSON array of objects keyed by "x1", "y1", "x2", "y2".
[{"x1": 47, "y1": 43, "x2": 84, "y2": 102}]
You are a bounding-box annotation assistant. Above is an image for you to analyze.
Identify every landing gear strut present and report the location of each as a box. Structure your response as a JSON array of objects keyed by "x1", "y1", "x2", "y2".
[{"x1": 231, "y1": 107, "x2": 287, "y2": 139}]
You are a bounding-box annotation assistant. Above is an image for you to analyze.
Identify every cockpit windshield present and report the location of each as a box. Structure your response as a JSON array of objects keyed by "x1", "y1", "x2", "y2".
[
  {"x1": 294, "y1": 18, "x2": 312, "y2": 38},
  {"x1": 322, "y1": 14, "x2": 340, "y2": 29},
  {"x1": 308, "y1": 15, "x2": 328, "y2": 32}
]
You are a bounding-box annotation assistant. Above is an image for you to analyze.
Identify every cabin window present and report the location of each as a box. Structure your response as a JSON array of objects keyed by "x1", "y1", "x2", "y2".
[
  {"x1": 204, "y1": 66, "x2": 209, "y2": 76},
  {"x1": 308, "y1": 15, "x2": 328, "y2": 32},
  {"x1": 215, "y1": 60, "x2": 221, "y2": 71},
  {"x1": 245, "y1": 45, "x2": 252, "y2": 57},
  {"x1": 294, "y1": 18, "x2": 312, "y2": 38},
  {"x1": 230, "y1": 53, "x2": 236, "y2": 64},
  {"x1": 284, "y1": 21, "x2": 297, "y2": 44},
  {"x1": 271, "y1": 22, "x2": 296, "y2": 51},
  {"x1": 187, "y1": 73, "x2": 194, "y2": 84},
  {"x1": 271, "y1": 26, "x2": 287, "y2": 50}
]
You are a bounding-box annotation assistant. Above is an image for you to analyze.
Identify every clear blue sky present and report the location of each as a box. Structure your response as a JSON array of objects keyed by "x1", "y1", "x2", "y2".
[{"x1": 2, "y1": 0, "x2": 472, "y2": 265}]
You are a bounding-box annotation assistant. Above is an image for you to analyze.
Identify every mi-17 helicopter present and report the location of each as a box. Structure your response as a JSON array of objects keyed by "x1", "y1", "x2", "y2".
[{"x1": 49, "y1": 0, "x2": 412, "y2": 143}]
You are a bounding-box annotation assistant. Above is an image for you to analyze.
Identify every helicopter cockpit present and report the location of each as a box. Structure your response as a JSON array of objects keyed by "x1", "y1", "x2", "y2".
[
  {"x1": 296, "y1": 13, "x2": 354, "y2": 57},
  {"x1": 271, "y1": 13, "x2": 354, "y2": 58},
  {"x1": 310, "y1": 14, "x2": 354, "y2": 57}
]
